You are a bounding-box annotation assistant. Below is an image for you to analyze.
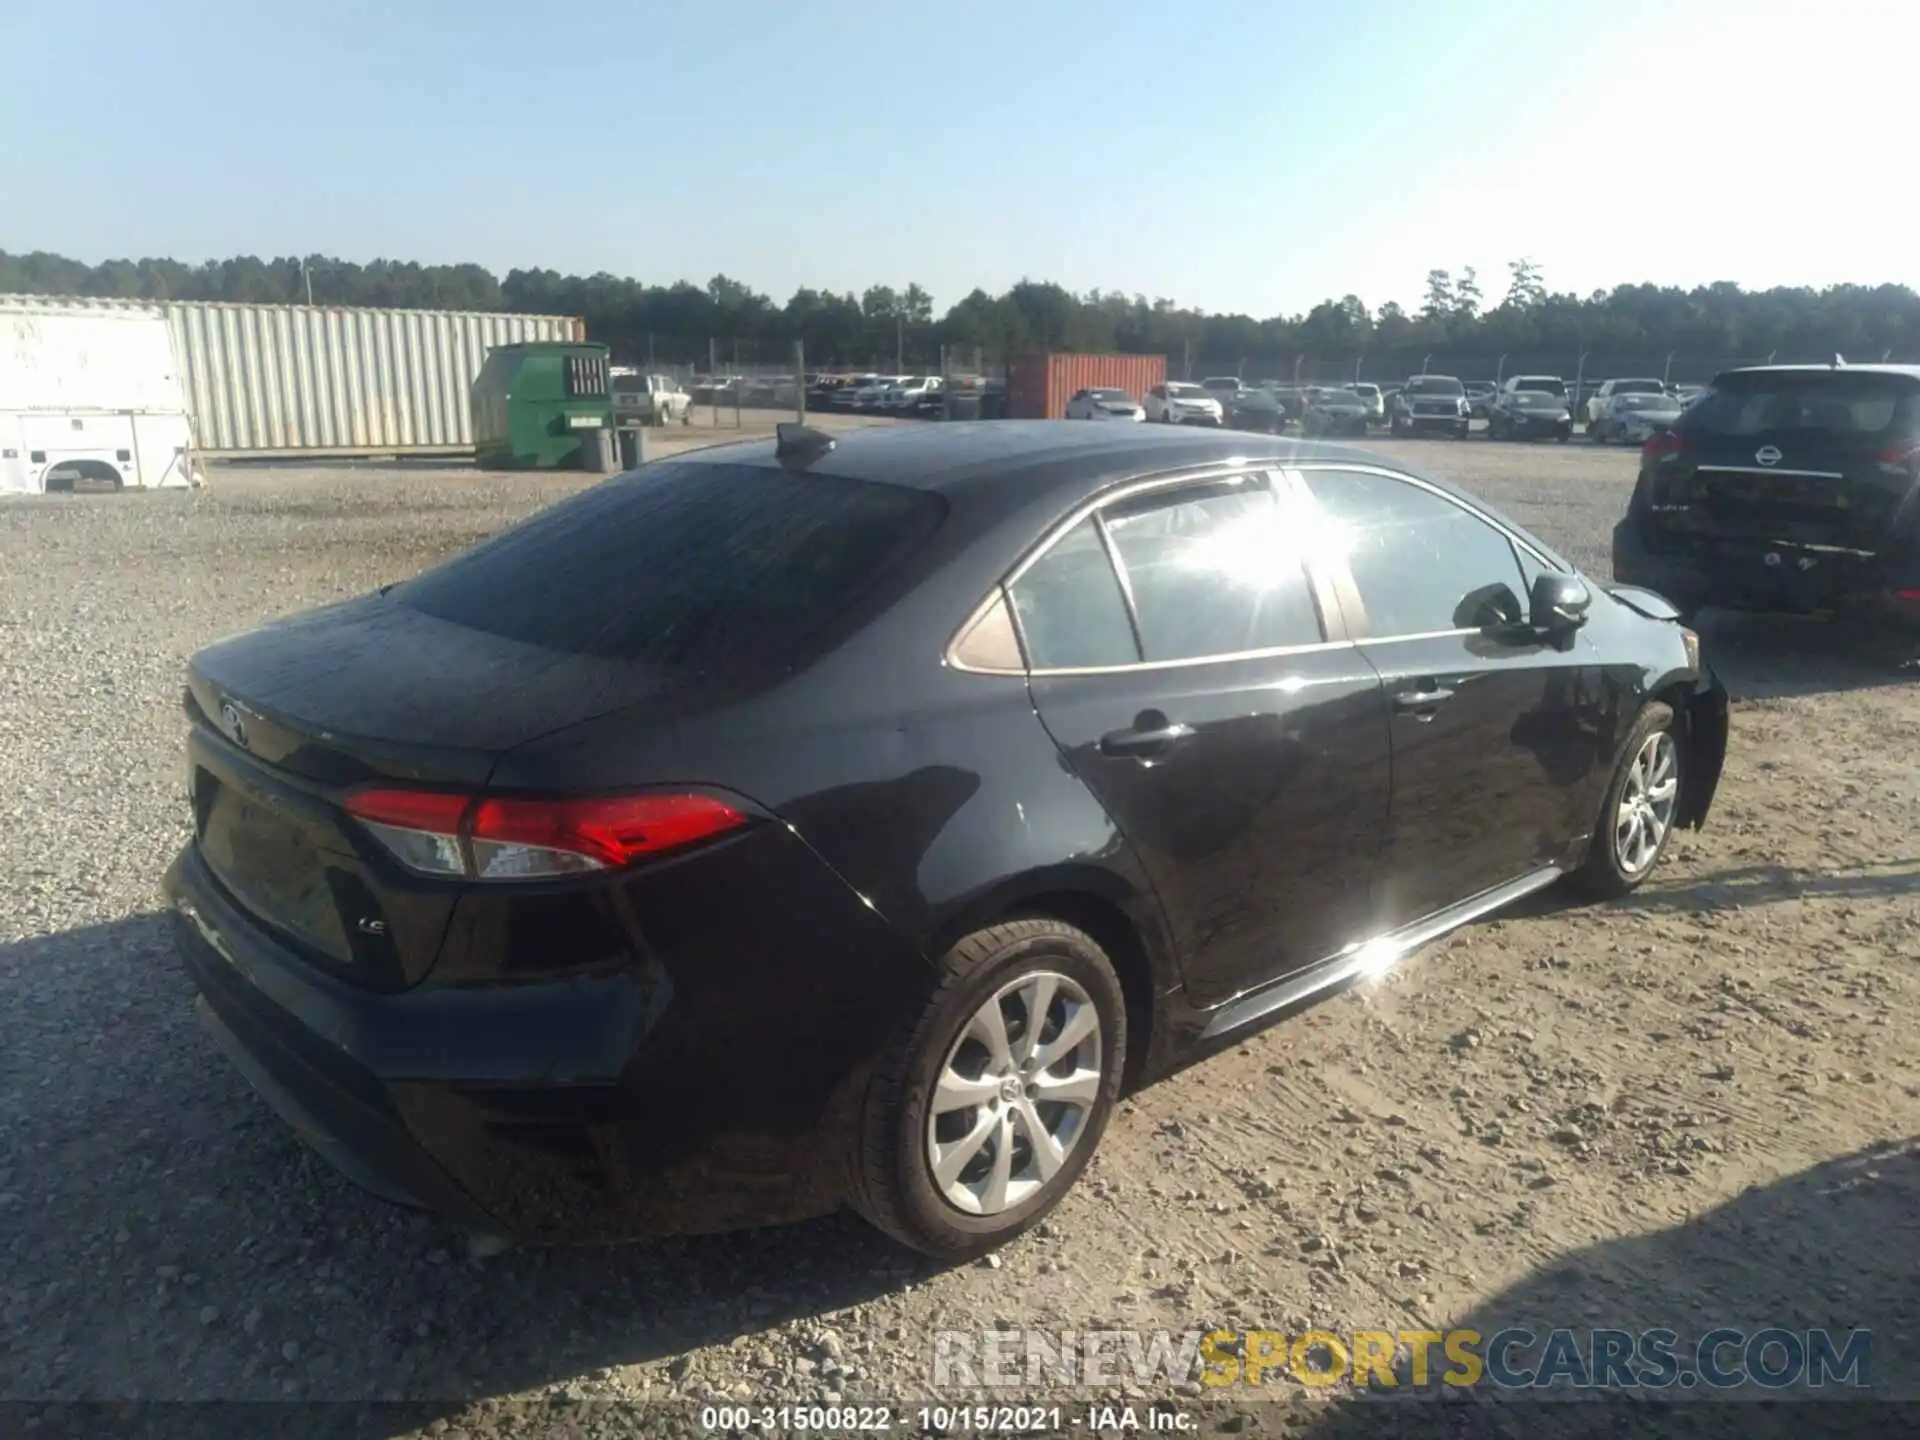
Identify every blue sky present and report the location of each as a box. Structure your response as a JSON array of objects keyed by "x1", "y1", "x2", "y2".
[{"x1": 2, "y1": 0, "x2": 1911, "y2": 316}]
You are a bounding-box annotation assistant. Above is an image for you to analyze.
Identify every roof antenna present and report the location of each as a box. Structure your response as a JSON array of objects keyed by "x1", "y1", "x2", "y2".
[
  {"x1": 775, "y1": 423, "x2": 835, "y2": 459},
  {"x1": 1832, "y1": 353, "x2": 1846, "y2": 368}
]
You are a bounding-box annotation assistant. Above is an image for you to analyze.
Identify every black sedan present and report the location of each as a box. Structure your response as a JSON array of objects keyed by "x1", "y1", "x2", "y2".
[
  {"x1": 165, "y1": 423, "x2": 1728, "y2": 1260},
  {"x1": 1301, "y1": 388, "x2": 1372, "y2": 437},
  {"x1": 1489, "y1": 389, "x2": 1575, "y2": 443}
]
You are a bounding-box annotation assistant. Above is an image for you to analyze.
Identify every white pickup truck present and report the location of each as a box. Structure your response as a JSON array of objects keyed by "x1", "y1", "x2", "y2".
[{"x1": 610, "y1": 372, "x2": 691, "y2": 426}]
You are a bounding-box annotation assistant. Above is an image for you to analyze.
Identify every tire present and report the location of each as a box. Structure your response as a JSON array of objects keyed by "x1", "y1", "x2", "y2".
[
  {"x1": 849, "y1": 918, "x2": 1126, "y2": 1260},
  {"x1": 1572, "y1": 701, "x2": 1683, "y2": 900}
]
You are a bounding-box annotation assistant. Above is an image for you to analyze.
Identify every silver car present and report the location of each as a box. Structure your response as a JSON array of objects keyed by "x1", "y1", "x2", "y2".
[{"x1": 1590, "y1": 391, "x2": 1685, "y2": 445}]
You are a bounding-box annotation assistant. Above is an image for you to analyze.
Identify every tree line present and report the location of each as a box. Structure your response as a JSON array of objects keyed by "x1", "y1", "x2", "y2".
[{"x1": 6, "y1": 248, "x2": 1920, "y2": 377}]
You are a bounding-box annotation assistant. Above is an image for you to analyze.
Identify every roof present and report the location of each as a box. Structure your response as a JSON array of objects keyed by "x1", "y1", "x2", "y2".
[
  {"x1": 1713, "y1": 362, "x2": 1920, "y2": 381},
  {"x1": 678, "y1": 419, "x2": 1493, "y2": 519}
]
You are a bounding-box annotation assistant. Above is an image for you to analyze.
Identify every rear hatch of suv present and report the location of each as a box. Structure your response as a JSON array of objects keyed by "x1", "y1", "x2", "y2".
[{"x1": 1633, "y1": 368, "x2": 1920, "y2": 557}]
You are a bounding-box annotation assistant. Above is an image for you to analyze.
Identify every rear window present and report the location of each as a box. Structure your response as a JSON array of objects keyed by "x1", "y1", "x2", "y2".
[
  {"x1": 397, "y1": 463, "x2": 947, "y2": 664},
  {"x1": 1408, "y1": 378, "x2": 1465, "y2": 397},
  {"x1": 1682, "y1": 374, "x2": 1918, "y2": 438}
]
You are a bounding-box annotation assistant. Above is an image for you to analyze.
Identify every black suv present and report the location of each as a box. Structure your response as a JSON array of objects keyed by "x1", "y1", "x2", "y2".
[{"x1": 1613, "y1": 364, "x2": 1920, "y2": 627}]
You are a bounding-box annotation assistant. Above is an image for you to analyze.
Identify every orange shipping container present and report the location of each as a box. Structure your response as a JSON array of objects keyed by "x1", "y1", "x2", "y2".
[{"x1": 1008, "y1": 352, "x2": 1168, "y2": 420}]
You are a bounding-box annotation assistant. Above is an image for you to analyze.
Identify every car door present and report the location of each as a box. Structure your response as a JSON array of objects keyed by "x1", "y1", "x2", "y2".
[
  {"x1": 1009, "y1": 468, "x2": 1393, "y2": 1006},
  {"x1": 1291, "y1": 464, "x2": 1609, "y2": 931}
]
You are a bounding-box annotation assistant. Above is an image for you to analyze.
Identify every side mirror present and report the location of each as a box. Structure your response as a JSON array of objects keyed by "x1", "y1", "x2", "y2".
[
  {"x1": 1454, "y1": 582, "x2": 1526, "y2": 631},
  {"x1": 1529, "y1": 572, "x2": 1591, "y2": 635}
]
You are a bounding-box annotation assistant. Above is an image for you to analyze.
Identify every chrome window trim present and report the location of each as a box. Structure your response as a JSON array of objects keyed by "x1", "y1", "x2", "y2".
[
  {"x1": 1281, "y1": 461, "x2": 1564, "y2": 643},
  {"x1": 942, "y1": 461, "x2": 1302, "y2": 676}
]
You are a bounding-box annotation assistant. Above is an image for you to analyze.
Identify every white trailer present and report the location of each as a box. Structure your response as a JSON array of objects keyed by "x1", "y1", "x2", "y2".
[{"x1": 0, "y1": 299, "x2": 199, "y2": 494}]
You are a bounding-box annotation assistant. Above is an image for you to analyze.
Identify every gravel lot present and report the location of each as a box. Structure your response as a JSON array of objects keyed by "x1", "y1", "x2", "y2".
[{"x1": 3, "y1": 431, "x2": 1918, "y2": 1435}]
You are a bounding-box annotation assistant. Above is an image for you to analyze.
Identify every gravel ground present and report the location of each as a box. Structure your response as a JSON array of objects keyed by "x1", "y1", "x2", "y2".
[{"x1": 2, "y1": 433, "x2": 1918, "y2": 1437}]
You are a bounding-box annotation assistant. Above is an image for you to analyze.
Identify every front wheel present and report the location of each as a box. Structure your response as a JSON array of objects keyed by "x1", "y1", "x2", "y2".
[
  {"x1": 850, "y1": 919, "x2": 1126, "y2": 1259},
  {"x1": 1573, "y1": 702, "x2": 1683, "y2": 899}
]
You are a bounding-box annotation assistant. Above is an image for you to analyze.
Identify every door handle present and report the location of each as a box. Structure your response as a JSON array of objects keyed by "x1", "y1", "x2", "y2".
[
  {"x1": 1098, "y1": 721, "x2": 1195, "y2": 758},
  {"x1": 1394, "y1": 683, "x2": 1456, "y2": 713}
]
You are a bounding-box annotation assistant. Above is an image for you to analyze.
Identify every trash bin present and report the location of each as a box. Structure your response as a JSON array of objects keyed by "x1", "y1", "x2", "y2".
[
  {"x1": 980, "y1": 388, "x2": 1008, "y2": 420},
  {"x1": 616, "y1": 426, "x2": 648, "y2": 469},
  {"x1": 944, "y1": 392, "x2": 983, "y2": 422},
  {"x1": 579, "y1": 426, "x2": 616, "y2": 474}
]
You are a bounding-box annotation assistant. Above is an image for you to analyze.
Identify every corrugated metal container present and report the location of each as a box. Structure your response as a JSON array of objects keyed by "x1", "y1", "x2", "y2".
[
  {"x1": 0, "y1": 296, "x2": 583, "y2": 458},
  {"x1": 1008, "y1": 352, "x2": 1168, "y2": 420}
]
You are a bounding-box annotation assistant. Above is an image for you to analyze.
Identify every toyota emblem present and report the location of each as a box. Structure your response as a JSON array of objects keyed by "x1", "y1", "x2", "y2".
[
  {"x1": 218, "y1": 700, "x2": 248, "y2": 748},
  {"x1": 1755, "y1": 445, "x2": 1782, "y2": 466},
  {"x1": 1763, "y1": 552, "x2": 1783, "y2": 567}
]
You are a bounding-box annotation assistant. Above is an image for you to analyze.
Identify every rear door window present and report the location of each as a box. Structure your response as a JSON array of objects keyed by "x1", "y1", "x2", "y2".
[
  {"x1": 1682, "y1": 374, "x2": 1917, "y2": 439},
  {"x1": 1101, "y1": 481, "x2": 1325, "y2": 661},
  {"x1": 398, "y1": 463, "x2": 946, "y2": 665}
]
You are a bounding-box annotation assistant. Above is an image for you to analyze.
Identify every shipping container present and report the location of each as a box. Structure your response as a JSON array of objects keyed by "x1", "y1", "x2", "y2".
[
  {"x1": 1007, "y1": 352, "x2": 1168, "y2": 421},
  {"x1": 0, "y1": 296, "x2": 582, "y2": 459},
  {"x1": 1, "y1": 299, "x2": 196, "y2": 493}
]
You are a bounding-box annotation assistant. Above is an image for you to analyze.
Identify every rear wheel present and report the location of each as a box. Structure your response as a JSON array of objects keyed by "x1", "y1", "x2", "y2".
[
  {"x1": 850, "y1": 919, "x2": 1125, "y2": 1259},
  {"x1": 1574, "y1": 702, "x2": 1682, "y2": 899}
]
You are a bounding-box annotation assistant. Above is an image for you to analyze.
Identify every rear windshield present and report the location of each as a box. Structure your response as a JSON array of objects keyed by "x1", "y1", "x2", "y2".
[
  {"x1": 397, "y1": 463, "x2": 947, "y2": 664},
  {"x1": 1408, "y1": 378, "x2": 1465, "y2": 396},
  {"x1": 1682, "y1": 373, "x2": 1918, "y2": 438},
  {"x1": 1512, "y1": 377, "x2": 1566, "y2": 395}
]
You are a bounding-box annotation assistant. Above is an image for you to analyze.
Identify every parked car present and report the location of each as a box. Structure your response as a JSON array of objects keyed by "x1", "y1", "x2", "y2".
[
  {"x1": 1499, "y1": 375, "x2": 1569, "y2": 407},
  {"x1": 1590, "y1": 390, "x2": 1685, "y2": 445},
  {"x1": 1144, "y1": 382, "x2": 1224, "y2": 425},
  {"x1": 1584, "y1": 378, "x2": 1667, "y2": 427},
  {"x1": 807, "y1": 375, "x2": 852, "y2": 411},
  {"x1": 1613, "y1": 363, "x2": 1920, "y2": 628},
  {"x1": 1223, "y1": 387, "x2": 1286, "y2": 432},
  {"x1": 1488, "y1": 388, "x2": 1575, "y2": 443},
  {"x1": 885, "y1": 376, "x2": 944, "y2": 413},
  {"x1": 1199, "y1": 377, "x2": 1244, "y2": 409},
  {"x1": 611, "y1": 373, "x2": 691, "y2": 427},
  {"x1": 833, "y1": 374, "x2": 882, "y2": 411},
  {"x1": 1388, "y1": 376, "x2": 1472, "y2": 438},
  {"x1": 690, "y1": 377, "x2": 738, "y2": 406},
  {"x1": 165, "y1": 421, "x2": 1728, "y2": 1260},
  {"x1": 1270, "y1": 386, "x2": 1313, "y2": 425},
  {"x1": 1064, "y1": 387, "x2": 1145, "y2": 421},
  {"x1": 1347, "y1": 382, "x2": 1386, "y2": 427},
  {"x1": 847, "y1": 375, "x2": 906, "y2": 410},
  {"x1": 1302, "y1": 388, "x2": 1371, "y2": 437},
  {"x1": 1464, "y1": 382, "x2": 1499, "y2": 420}
]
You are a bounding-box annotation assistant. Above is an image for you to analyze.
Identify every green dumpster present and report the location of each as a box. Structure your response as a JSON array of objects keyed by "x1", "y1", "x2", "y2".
[{"x1": 471, "y1": 342, "x2": 614, "y2": 470}]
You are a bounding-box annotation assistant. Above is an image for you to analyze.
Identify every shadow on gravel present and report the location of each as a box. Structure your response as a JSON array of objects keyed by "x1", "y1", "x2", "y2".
[
  {"x1": 1298, "y1": 1138, "x2": 1920, "y2": 1440},
  {"x1": 1507, "y1": 859, "x2": 1920, "y2": 925},
  {"x1": 1695, "y1": 610, "x2": 1920, "y2": 701},
  {"x1": 0, "y1": 914, "x2": 935, "y2": 1417}
]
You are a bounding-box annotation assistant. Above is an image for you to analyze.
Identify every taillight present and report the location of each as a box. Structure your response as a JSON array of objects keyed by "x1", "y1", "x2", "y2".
[
  {"x1": 343, "y1": 788, "x2": 748, "y2": 880},
  {"x1": 1875, "y1": 440, "x2": 1919, "y2": 463},
  {"x1": 1642, "y1": 431, "x2": 1685, "y2": 460}
]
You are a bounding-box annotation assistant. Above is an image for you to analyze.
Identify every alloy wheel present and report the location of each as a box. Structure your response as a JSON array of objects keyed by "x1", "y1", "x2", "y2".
[
  {"x1": 1614, "y1": 730, "x2": 1679, "y2": 877},
  {"x1": 925, "y1": 971, "x2": 1102, "y2": 1216}
]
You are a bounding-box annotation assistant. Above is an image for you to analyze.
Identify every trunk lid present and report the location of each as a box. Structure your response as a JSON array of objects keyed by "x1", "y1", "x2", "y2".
[{"x1": 185, "y1": 594, "x2": 698, "y2": 989}]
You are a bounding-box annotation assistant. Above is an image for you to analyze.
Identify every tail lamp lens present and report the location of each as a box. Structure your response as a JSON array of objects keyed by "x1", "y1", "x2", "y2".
[
  {"x1": 343, "y1": 789, "x2": 747, "y2": 880},
  {"x1": 1642, "y1": 432, "x2": 1685, "y2": 460}
]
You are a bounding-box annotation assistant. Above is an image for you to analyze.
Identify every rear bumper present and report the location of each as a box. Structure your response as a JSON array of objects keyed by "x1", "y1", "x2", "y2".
[
  {"x1": 1613, "y1": 517, "x2": 1919, "y2": 623},
  {"x1": 1399, "y1": 413, "x2": 1470, "y2": 432},
  {"x1": 165, "y1": 830, "x2": 923, "y2": 1242}
]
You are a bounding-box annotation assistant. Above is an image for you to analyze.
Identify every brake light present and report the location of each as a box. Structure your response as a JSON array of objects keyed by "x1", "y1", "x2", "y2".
[
  {"x1": 1875, "y1": 440, "x2": 1919, "y2": 463},
  {"x1": 1642, "y1": 431, "x2": 1685, "y2": 460},
  {"x1": 343, "y1": 788, "x2": 748, "y2": 880}
]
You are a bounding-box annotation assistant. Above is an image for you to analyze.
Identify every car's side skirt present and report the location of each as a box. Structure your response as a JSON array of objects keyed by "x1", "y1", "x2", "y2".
[{"x1": 1197, "y1": 865, "x2": 1565, "y2": 1041}]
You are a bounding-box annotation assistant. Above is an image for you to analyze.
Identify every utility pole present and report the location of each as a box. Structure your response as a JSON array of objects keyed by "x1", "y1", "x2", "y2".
[
  {"x1": 896, "y1": 316, "x2": 904, "y2": 373},
  {"x1": 709, "y1": 338, "x2": 719, "y2": 426},
  {"x1": 647, "y1": 333, "x2": 655, "y2": 369},
  {"x1": 300, "y1": 259, "x2": 313, "y2": 306}
]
